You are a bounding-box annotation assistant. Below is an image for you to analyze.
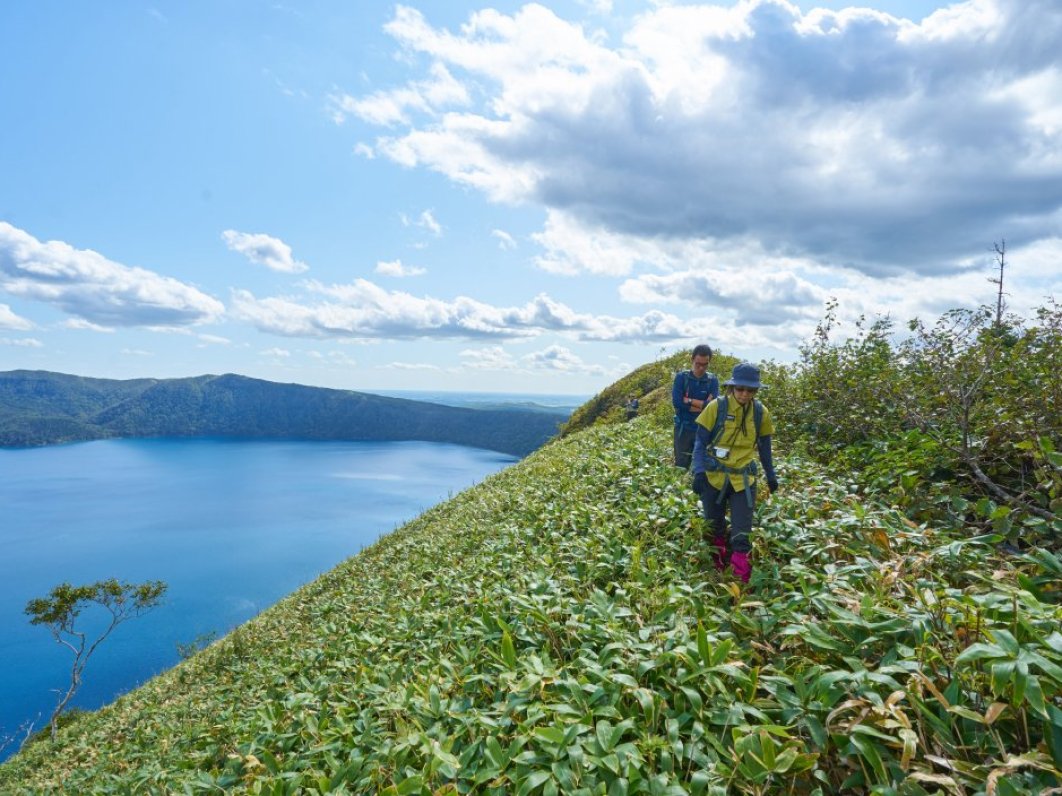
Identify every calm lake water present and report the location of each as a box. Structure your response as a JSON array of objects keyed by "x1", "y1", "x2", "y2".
[{"x1": 0, "y1": 438, "x2": 514, "y2": 753}]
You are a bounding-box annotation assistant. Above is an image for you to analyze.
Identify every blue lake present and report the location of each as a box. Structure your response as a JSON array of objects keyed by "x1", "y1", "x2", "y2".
[{"x1": 0, "y1": 437, "x2": 515, "y2": 753}]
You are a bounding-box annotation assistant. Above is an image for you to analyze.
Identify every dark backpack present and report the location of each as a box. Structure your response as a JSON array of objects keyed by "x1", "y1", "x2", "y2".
[
  {"x1": 679, "y1": 369, "x2": 716, "y2": 399},
  {"x1": 704, "y1": 395, "x2": 763, "y2": 448}
]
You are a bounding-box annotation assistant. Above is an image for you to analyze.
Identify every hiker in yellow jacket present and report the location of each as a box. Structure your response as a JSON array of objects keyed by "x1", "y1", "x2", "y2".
[{"x1": 691, "y1": 362, "x2": 779, "y2": 583}]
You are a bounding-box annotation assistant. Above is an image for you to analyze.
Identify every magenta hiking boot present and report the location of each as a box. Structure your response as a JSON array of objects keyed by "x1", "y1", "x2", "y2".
[
  {"x1": 730, "y1": 552, "x2": 752, "y2": 583},
  {"x1": 711, "y1": 536, "x2": 730, "y2": 571}
]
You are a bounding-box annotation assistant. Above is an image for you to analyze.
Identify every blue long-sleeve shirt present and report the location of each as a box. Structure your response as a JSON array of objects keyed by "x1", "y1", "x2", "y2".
[{"x1": 672, "y1": 370, "x2": 719, "y2": 428}]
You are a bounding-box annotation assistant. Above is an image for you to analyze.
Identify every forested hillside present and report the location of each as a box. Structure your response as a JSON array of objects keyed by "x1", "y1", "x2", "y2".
[
  {"x1": 0, "y1": 371, "x2": 562, "y2": 457},
  {"x1": 2, "y1": 300, "x2": 1060, "y2": 794}
]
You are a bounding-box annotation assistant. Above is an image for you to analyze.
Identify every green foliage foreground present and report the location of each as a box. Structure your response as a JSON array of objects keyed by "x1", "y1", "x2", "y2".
[{"x1": 3, "y1": 419, "x2": 1062, "y2": 794}]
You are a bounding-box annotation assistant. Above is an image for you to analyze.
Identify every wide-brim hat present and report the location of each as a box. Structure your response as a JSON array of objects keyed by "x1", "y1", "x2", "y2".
[{"x1": 723, "y1": 362, "x2": 763, "y2": 389}]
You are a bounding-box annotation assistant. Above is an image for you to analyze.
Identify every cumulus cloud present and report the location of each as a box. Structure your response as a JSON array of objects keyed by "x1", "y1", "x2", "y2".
[
  {"x1": 460, "y1": 345, "x2": 518, "y2": 370},
  {"x1": 461, "y1": 343, "x2": 606, "y2": 374},
  {"x1": 375, "y1": 259, "x2": 427, "y2": 277},
  {"x1": 0, "y1": 222, "x2": 224, "y2": 327},
  {"x1": 0, "y1": 302, "x2": 33, "y2": 330},
  {"x1": 532, "y1": 210, "x2": 670, "y2": 276},
  {"x1": 231, "y1": 280, "x2": 698, "y2": 343},
  {"x1": 523, "y1": 344, "x2": 605, "y2": 374},
  {"x1": 619, "y1": 268, "x2": 823, "y2": 324},
  {"x1": 345, "y1": 0, "x2": 1062, "y2": 276},
  {"x1": 62, "y1": 318, "x2": 115, "y2": 333},
  {"x1": 330, "y1": 62, "x2": 469, "y2": 125},
  {"x1": 329, "y1": 63, "x2": 467, "y2": 126},
  {"x1": 222, "y1": 229, "x2": 308, "y2": 273}
]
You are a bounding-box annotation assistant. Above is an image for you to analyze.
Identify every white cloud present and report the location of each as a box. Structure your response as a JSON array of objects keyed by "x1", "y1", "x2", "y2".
[
  {"x1": 532, "y1": 211, "x2": 669, "y2": 276},
  {"x1": 400, "y1": 209, "x2": 443, "y2": 236},
  {"x1": 1, "y1": 336, "x2": 43, "y2": 347},
  {"x1": 579, "y1": 0, "x2": 613, "y2": 14},
  {"x1": 121, "y1": 348, "x2": 153, "y2": 357},
  {"x1": 523, "y1": 344, "x2": 605, "y2": 374},
  {"x1": 354, "y1": 142, "x2": 375, "y2": 159},
  {"x1": 62, "y1": 318, "x2": 115, "y2": 333},
  {"x1": 329, "y1": 61, "x2": 469, "y2": 126},
  {"x1": 385, "y1": 361, "x2": 443, "y2": 370},
  {"x1": 460, "y1": 345, "x2": 518, "y2": 370},
  {"x1": 375, "y1": 259, "x2": 427, "y2": 278},
  {"x1": 348, "y1": 0, "x2": 1062, "y2": 276},
  {"x1": 0, "y1": 222, "x2": 224, "y2": 327},
  {"x1": 231, "y1": 280, "x2": 701, "y2": 343},
  {"x1": 619, "y1": 267, "x2": 823, "y2": 325},
  {"x1": 197, "y1": 333, "x2": 231, "y2": 345},
  {"x1": 0, "y1": 302, "x2": 33, "y2": 330},
  {"x1": 460, "y1": 343, "x2": 607, "y2": 374},
  {"x1": 222, "y1": 229, "x2": 308, "y2": 274},
  {"x1": 260, "y1": 347, "x2": 291, "y2": 357},
  {"x1": 419, "y1": 210, "x2": 442, "y2": 236},
  {"x1": 492, "y1": 229, "x2": 517, "y2": 250}
]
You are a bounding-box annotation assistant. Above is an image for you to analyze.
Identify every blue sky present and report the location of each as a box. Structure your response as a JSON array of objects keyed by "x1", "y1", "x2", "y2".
[{"x1": 2, "y1": 0, "x2": 1059, "y2": 394}]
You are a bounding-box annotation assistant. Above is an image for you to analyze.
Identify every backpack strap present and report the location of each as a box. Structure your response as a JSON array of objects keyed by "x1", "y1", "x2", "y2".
[
  {"x1": 707, "y1": 395, "x2": 728, "y2": 447},
  {"x1": 709, "y1": 396, "x2": 762, "y2": 444}
]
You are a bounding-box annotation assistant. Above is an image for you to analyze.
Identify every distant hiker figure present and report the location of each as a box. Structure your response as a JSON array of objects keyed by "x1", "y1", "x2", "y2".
[
  {"x1": 672, "y1": 345, "x2": 719, "y2": 468},
  {"x1": 625, "y1": 395, "x2": 639, "y2": 421},
  {"x1": 691, "y1": 362, "x2": 779, "y2": 584}
]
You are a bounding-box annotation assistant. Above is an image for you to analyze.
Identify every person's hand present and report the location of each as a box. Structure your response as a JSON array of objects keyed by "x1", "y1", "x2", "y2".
[
  {"x1": 692, "y1": 472, "x2": 708, "y2": 495},
  {"x1": 767, "y1": 477, "x2": 779, "y2": 493}
]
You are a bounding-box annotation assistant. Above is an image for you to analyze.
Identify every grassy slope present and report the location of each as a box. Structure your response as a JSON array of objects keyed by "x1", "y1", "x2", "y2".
[
  {"x1": 3, "y1": 413, "x2": 1061, "y2": 793},
  {"x1": 559, "y1": 350, "x2": 740, "y2": 437}
]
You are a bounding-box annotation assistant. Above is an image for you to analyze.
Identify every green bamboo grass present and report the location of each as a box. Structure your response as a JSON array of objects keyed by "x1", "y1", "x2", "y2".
[{"x1": 2, "y1": 416, "x2": 1060, "y2": 794}]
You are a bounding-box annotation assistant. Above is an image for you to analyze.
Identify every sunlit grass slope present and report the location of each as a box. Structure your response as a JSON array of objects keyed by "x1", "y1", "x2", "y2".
[
  {"x1": 3, "y1": 414, "x2": 1062, "y2": 793},
  {"x1": 558, "y1": 350, "x2": 740, "y2": 437}
]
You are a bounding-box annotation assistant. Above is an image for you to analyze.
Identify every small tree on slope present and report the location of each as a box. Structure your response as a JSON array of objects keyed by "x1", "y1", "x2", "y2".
[{"x1": 25, "y1": 578, "x2": 167, "y2": 741}]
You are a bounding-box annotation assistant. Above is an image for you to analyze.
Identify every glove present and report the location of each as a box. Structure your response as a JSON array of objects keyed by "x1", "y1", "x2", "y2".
[
  {"x1": 767, "y1": 477, "x2": 779, "y2": 493},
  {"x1": 692, "y1": 472, "x2": 708, "y2": 495}
]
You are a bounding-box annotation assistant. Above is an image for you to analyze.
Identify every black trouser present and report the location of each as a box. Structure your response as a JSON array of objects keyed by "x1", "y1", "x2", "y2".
[
  {"x1": 700, "y1": 479, "x2": 756, "y2": 554},
  {"x1": 673, "y1": 425, "x2": 696, "y2": 469}
]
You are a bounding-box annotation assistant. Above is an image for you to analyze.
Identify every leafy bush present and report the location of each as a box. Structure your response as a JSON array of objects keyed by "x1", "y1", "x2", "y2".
[{"x1": 769, "y1": 300, "x2": 1062, "y2": 548}]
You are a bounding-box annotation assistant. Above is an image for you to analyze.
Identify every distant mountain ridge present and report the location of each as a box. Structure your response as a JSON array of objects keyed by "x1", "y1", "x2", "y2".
[{"x1": 0, "y1": 370, "x2": 562, "y2": 456}]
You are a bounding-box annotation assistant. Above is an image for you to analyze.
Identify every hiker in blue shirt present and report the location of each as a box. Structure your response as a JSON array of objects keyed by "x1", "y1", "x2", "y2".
[
  {"x1": 672, "y1": 344, "x2": 719, "y2": 469},
  {"x1": 691, "y1": 362, "x2": 779, "y2": 584},
  {"x1": 625, "y1": 395, "x2": 639, "y2": 421}
]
